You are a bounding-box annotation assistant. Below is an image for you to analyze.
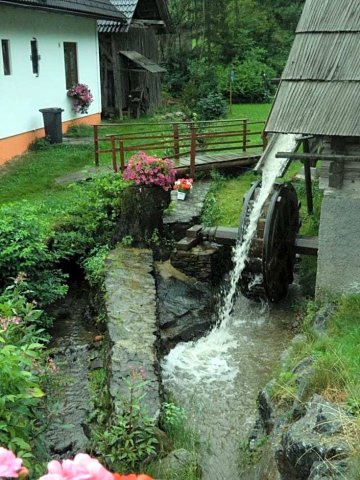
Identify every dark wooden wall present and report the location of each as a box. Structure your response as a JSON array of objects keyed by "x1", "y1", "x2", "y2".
[{"x1": 99, "y1": 27, "x2": 162, "y2": 118}]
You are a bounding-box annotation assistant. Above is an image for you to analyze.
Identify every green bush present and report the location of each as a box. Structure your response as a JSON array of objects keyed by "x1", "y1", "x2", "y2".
[
  {"x1": 95, "y1": 370, "x2": 158, "y2": 472},
  {"x1": 216, "y1": 52, "x2": 276, "y2": 103},
  {"x1": 0, "y1": 280, "x2": 45, "y2": 467},
  {"x1": 180, "y1": 59, "x2": 219, "y2": 110},
  {"x1": 0, "y1": 203, "x2": 67, "y2": 306},
  {"x1": 195, "y1": 92, "x2": 227, "y2": 120},
  {"x1": 0, "y1": 174, "x2": 127, "y2": 305}
]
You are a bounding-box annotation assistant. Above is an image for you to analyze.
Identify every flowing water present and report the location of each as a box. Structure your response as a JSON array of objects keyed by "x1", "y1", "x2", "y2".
[
  {"x1": 45, "y1": 280, "x2": 100, "y2": 458},
  {"x1": 162, "y1": 137, "x2": 298, "y2": 479}
]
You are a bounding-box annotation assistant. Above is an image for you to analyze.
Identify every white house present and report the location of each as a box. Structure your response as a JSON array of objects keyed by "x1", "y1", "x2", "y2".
[{"x1": 0, "y1": 0, "x2": 125, "y2": 164}]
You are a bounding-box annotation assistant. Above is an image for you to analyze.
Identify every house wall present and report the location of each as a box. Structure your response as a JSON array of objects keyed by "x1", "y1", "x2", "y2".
[{"x1": 0, "y1": 5, "x2": 102, "y2": 164}]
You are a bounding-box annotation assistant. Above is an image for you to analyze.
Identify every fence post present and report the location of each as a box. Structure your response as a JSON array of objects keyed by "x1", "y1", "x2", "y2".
[
  {"x1": 242, "y1": 119, "x2": 248, "y2": 152},
  {"x1": 173, "y1": 123, "x2": 180, "y2": 162},
  {"x1": 119, "y1": 140, "x2": 125, "y2": 172},
  {"x1": 190, "y1": 123, "x2": 196, "y2": 179},
  {"x1": 93, "y1": 125, "x2": 99, "y2": 166},
  {"x1": 110, "y1": 135, "x2": 118, "y2": 172}
]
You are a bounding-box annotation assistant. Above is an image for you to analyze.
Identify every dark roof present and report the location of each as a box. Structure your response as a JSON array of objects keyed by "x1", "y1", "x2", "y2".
[
  {"x1": 266, "y1": 0, "x2": 360, "y2": 137},
  {"x1": 0, "y1": 0, "x2": 126, "y2": 21},
  {"x1": 98, "y1": 0, "x2": 171, "y2": 33}
]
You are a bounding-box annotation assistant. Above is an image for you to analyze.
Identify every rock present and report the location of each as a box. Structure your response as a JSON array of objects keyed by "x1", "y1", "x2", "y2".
[
  {"x1": 154, "y1": 427, "x2": 173, "y2": 455},
  {"x1": 258, "y1": 381, "x2": 277, "y2": 434},
  {"x1": 309, "y1": 460, "x2": 349, "y2": 479},
  {"x1": 291, "y1": 356, "x2": 315, "y2": 420},
  {"x1": 152, "y1": 448, "x2": 196, "y2": 477},
  {"x1": 105, "y1": 248, "x2": 161, "y2": 419},
  {"x1": 312, "y1": 303, "x2": 335, "y2": 333},
  {"x1": 155, "y1": 263, "x2": 216, "y2": 352},
  {"x1": 275, "y1": 395, "x2": 350, "y2": 480}
]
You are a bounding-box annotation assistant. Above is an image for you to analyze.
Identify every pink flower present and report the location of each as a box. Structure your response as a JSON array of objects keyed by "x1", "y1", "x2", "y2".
[
  {"x1": 38, "y1": 454, "x2": 114, "y2": 480},
  {"x1": 0, "y1": 447, "x2": 23, "y2": 478}
]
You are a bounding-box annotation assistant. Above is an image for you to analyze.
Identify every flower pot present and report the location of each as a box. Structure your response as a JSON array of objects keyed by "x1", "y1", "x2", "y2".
[{"x1": 177, "y1": 191, "x2": 187, "y2": 200}]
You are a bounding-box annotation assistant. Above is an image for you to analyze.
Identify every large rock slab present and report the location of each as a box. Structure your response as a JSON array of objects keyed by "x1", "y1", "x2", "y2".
[
  {"x1": 105, "y1": 247, "x2": 161, "y2": 418},
  {"x1": 155, "y1": 261, "x2": 216, "y2": 352}
]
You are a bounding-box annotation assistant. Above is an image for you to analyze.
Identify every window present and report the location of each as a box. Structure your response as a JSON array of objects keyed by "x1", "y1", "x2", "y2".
[
  {"x1": 64, "y1": 42, "x2": 78, "y2": 89},
  {"x1": 30, "y1": 38, "x2": 40, "y2": 76},
  {"x1": 1, "y1": 39, "x2": 11, "y2": 75}
]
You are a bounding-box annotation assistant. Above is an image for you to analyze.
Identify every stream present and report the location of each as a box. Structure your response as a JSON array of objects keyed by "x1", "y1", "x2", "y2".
[
  {"x1": 162, "y1": 140, "x2": 298, "y2": 479},
  {"x1": 162, "y1": 292, "x2": 297, "y2": 480},
  {"x1": 45, "y1": 280, "x2": 100, "y2": 458}
]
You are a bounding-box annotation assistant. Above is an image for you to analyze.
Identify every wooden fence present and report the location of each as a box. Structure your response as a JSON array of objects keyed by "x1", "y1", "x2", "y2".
[{"x1": 93, "y1": 118, "x2": 266, "y2": 177}]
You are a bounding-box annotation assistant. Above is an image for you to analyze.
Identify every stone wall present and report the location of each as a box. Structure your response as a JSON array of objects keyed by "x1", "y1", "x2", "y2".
[
  {"x1": 170, "y1": 241, "x2": 232, "y2": 284},
  {"x1": 104, "y1": 247, "x2": 161, "y2": 418}
]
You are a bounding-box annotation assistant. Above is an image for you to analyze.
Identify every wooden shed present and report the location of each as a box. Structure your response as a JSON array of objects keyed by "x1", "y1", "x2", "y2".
[
  {"x1": 98, "y1": 0, "x2": 171, "y2": 118},
  {"x1": 265, "y1": 0, "x2": 360, "y2": 294}
]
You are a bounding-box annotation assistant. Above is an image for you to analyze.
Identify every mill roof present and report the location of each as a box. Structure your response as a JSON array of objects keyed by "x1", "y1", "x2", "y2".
[
  {"x1": 266, "y1": 0, "x2": 360, "y2": 137},
  {"x1": 98, "y1": 0, "x2": 171, "y2": 33},
  {"x1": 0, "y1": 0, "x2": 126, "y2": 20}
]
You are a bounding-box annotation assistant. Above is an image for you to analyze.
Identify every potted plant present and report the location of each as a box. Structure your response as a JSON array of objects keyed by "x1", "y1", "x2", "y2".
[
  {"x1": 173, "y1": 178, "x2": 193, "y2": 200},
  {"x1": 123, "y1": 152, "x2": 176, "y2": 191},
  {"x1": 120, "y1": 152, "x2": 176, "y2": 242},
  {"x1": 67, "y1": 83, "x2": 93, "y2": 114}
]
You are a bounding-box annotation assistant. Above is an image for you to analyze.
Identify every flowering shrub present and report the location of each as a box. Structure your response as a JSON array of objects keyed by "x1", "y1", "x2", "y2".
[
  {"x1": 67, "y1": 83, "x2": 93, "y2": 114},
  {"x1": 123, "y1": 152, "x2": 176, "y2": 191},
  {"x1": 0, "y1": 449, "x2": 154, "y2": 480},
  {"x1": 173, "y1": 178, "x2": 193, "y2": 193},
  {"x1": 0, "y1": 448, "x2": 28, "y2": 478}
]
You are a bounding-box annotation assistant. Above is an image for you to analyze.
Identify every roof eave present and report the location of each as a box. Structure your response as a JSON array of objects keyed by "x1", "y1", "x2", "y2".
[{"x1": 0, "y1": 0, "x2": 126, "y2": 21}]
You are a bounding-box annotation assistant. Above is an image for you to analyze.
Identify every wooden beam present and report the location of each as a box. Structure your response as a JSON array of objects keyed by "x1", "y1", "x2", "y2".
[
  {"x1": 276, "y1": 152, "x2": 360, "y2": 162},
  {"x1": 303, "y1": 139, "x2": 313, "y2": 214},
  {"x1": 132, "y1": 20, "x2": 165, "y2": 26}
]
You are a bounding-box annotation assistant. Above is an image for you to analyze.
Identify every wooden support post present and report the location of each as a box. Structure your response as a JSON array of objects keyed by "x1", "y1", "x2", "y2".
[
  {"x1": 190, "y1": 124, "x2": 196, "y2": 179},
  {"x1": 119, "y1": 140, "x2": 125, "y2": 172},
  {"x1": 173, "y1": 123, "x2": 180, "y2": 162},
  {"x1": 93, "y1": 125, "x2": 99, "y2": 166},
  {"x1": 261, "y1": 129, "x2": 268, "y2": 150},
  {"x1": 303, "y1": 139, "x2": 313, "y2": 215},
  {"x1": 242, "y1": 119, "x2": 248, "y2": 152},
  {"x1": 110, "y1": 135, "x2": 118, "y2": 172}
]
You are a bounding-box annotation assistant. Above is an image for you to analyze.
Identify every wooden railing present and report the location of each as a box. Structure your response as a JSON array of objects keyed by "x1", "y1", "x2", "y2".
[{"x1": 93, "y1": 118, "x2": 266, "y2": 177}]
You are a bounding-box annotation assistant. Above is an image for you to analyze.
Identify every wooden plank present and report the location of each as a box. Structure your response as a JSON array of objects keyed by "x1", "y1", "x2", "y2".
[
  {"x1": 276, "y1": 152, "x2": 360, "y2": 162},
  {"x1": 295, "y1": 236, "x2": 318, "y2": 256}
]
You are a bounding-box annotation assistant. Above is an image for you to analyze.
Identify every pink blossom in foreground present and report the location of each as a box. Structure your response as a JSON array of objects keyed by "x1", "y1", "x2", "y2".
[
  {"x1": 38, "y1": 453, "x2": 114, "y2": 480},
  {"x1": 0, "y1": 447, "x2": 23, "y2": 478}
]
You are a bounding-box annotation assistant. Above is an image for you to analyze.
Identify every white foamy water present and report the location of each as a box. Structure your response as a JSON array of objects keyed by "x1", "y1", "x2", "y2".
[{"x1": 162, "y1": 134, "x2": 298, "y2": 479}]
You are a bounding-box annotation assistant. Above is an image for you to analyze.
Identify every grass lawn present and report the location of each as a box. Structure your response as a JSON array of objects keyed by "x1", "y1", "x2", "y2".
[{"x1": 0, "y1": 103, "x2": 270, "y2": 216}]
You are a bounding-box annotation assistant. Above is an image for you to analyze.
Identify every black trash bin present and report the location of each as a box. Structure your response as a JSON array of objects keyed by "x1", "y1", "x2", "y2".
[{"x1": 39, "y1": 107, "x2": 64, "y2": 144}]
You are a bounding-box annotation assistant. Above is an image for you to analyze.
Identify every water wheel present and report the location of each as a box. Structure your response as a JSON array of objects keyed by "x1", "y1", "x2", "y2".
[{"x1": 238, "y1": 181, "x2": 300, "y2": 302}]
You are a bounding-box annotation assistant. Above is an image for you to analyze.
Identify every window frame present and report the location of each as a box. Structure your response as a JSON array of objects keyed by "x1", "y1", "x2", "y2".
[
  {"x1": 1, "y1": 39, "x2": 11, "y2": 76},
  {"x1": 30, "y1": 37, "x2": 40, "y2": 76},
  {"x1": 63, "y1": 42, "x2": 78, "y2": 89}
]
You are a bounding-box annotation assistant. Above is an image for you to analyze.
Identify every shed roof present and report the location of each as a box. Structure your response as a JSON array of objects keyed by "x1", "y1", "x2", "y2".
[
  {"x1": 0, "y1": 0, "x2": 126, "y2": 20},
  {"x1": 266, "y1": 0, "x2": 360, "y2": 137},
  {"x1": 120, "y1": 50, "x2": 166, "y2": 72},
  {"x1": 98, "y1": 0, "x2": 171, "y2": 33}
]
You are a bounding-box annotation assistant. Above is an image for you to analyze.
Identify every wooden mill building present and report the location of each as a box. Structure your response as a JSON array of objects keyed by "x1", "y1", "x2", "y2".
[
  {"x1": 265, "y1": 0, "x2": 360, "y2": 294},
  {"x1": 98, "y1": 0, "x2": 171, "y2": 118}
]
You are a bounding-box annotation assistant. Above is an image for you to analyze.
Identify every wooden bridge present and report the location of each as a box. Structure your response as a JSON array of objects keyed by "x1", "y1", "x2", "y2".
[{"x1": 93, "y1": 118, "x2": 266, "y2": 177}]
